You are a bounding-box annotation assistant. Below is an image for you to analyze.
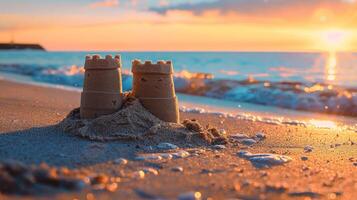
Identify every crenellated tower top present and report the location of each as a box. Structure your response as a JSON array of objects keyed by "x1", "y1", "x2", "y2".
[
  {"x1": 131, "y1": 59, "x2": 173, "y2": 74},
  {"x1": 84, "y1": 54, "x2": 121, "y2": 70}
]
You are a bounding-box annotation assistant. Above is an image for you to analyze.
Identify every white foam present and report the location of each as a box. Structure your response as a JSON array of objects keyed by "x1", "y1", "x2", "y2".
[{"x1": 180, "y1": 105, "x2": 357, "y2": 131}]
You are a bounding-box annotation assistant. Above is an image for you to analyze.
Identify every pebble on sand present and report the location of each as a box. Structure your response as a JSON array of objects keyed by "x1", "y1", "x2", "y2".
[
  {"x1": 113, "y1": 158, "x2": 128, "y2": 165},
  {"x1": 240, "y1": 139, "x2": 257, "y2": 146},
  {"x1": 135, "y1": 154, "x2": 163, "y2": 161},
  {"x1": 288, "y1": 191, "x2": 321, "y2": 198},
  {"x1": 238, "y1": 151, "x2": 292, "y2": 168},
  {"x1": 255, "y1": 132, "x2": 266, "y2": 140},
  {"x1": 160, "y1": 153, "x2": 174, "y2": 160},
  {"x1": 301, "y1": 156, "x2": 308, "y2": 161},
  {"x1": 105, "y1": 182, "x2": 118, "y2": 192},
  {"x1": 229, "y1": 133, "x2": 258, "y2": 145},
  {"x1": 172, "y1": 166, "x2": 184, "y2": 172},
  {"x1": 157, "y1": 142, "x2": 179, "y2": 150},
  {"x1": 171, "y1": 150, "x2": 190, "y2": 159},
  {"x1": 213, "y1": 145, "x2": 226, "y2": 150},
  {"x1": 135, "y1": 150, "x2": 190, "y2": 161},
  {"x1": 178, "y1": 191, "x2": 202, "y2": 200},
  {"x1": 304, "y1": 145, "x2": 314, "y2": 153},
  {"x1": 142, "y1": 168, "x2": 159, "y2": 176},
  {"x1": 133, "y1": 171, "x2": 145, "y2": 179}
]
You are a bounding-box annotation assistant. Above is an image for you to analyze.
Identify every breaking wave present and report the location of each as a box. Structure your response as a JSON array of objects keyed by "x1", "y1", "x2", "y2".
[{"x1": 1, "y1": 63, "x2": 357, "y2": 117}]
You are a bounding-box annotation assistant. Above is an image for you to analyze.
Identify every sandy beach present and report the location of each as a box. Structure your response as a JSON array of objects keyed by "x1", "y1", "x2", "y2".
[{"x1": 0, "y1": 79, "x2": 357, "y2": 200}]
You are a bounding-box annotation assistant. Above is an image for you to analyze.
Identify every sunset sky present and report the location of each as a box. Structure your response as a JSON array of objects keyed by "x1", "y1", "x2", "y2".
[{"x1": 1, "y1": 0, "x2": 357, "y2": 51}]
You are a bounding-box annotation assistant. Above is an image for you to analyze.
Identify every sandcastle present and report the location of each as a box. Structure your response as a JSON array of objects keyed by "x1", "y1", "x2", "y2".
[
  {"x1": 80, "y1": 55, "x2": 179, "y2": 123},
  {"x1": 80, "y1": 55, "x2": 123, "y2": 119},
  {"x1": 132, "y1": 60, "x2": 179, "y2": 123}
]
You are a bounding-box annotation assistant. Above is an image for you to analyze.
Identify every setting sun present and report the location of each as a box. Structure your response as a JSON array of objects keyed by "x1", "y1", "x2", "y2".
[{"x1": 321, "y1": 29, "x2": 351, "y2": 51}]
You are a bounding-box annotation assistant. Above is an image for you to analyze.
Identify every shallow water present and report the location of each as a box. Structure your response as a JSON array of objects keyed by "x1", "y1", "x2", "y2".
[
  {"x1": 1, "y1": 50, "x2": 357, "y2": 118},
  {"x1": 1, "y1": 51, "x2": 357, "y2": 86}
]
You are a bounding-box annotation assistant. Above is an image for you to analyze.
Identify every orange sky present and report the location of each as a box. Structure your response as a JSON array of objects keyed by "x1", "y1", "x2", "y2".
[{"x1": 1, "y1": 0, "x2": 357, "y2": 51}]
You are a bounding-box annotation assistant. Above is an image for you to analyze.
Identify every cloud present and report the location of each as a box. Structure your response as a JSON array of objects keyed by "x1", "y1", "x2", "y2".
[
  {"x1": 89, "y1": 0, "x2": 119, "y2": 8},
  {"x1": 342, "y1": 0, "x2": 356, "y2": 3},
  {"x1": 150, "y1": 0, "x2": 356, "y2": 16}
]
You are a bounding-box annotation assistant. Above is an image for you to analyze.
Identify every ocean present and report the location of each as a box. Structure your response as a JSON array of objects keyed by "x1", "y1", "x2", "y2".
[{"x1": 1, "y1": 50, "x2": 357, "y2": 121}]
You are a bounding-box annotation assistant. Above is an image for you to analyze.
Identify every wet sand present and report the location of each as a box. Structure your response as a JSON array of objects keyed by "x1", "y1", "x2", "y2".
[{"x1": 0, "y1": 79, "x2": 357, "y2": 200}]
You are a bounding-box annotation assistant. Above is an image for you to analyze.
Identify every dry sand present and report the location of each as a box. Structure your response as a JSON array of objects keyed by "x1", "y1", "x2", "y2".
[{"x1": 0, "y1": 79, "x2": 357, "y2": 200}]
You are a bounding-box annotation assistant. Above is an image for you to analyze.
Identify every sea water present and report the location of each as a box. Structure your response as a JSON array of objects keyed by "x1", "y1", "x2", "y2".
[{"x1": 1, "y1": 50, "x2": 357, "y2": 120}]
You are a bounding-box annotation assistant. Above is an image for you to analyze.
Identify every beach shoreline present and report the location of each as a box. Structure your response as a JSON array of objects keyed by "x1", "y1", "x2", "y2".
[
  {"x1": 0, "y1": 79, "x2": 357, "y2": 199},
  {"x1": 2, "y1": 51, "x2": 357, "y2": 118}
]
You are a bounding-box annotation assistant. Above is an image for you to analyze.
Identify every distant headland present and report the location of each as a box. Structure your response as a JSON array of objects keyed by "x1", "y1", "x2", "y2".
[{"x1": 0, "y1": 43, "x2": 45, "y2": 51}]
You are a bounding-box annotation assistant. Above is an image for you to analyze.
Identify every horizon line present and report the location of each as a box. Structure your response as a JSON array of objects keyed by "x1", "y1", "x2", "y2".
[{"x1": 41, "y1": 50, "x2": 357, "y2": 54}]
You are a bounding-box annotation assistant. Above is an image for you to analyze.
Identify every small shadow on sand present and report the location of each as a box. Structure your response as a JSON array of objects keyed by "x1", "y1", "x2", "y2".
[{"x1": 0, "y1": 125, "x2": 140, "y2": 168}]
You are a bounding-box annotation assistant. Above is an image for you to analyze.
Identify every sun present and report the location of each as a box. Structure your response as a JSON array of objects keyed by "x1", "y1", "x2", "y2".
[{"x1": 321, "y1": 29, "x2": 350, "y2": 51}]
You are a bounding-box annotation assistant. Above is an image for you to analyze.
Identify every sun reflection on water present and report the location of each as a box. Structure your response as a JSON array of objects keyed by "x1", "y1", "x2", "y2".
[
  {"x1": 326, "y1": 51, "x2": 337, "y2": 82},
  {"x1": 309, "y1": 119, "x2": 337, "y2": 129}
]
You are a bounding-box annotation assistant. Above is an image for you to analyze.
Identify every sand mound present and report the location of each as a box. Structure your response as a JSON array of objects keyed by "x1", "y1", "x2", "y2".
[{"x1": 59, "y1": 94, "x2": 227, "y2": 147}]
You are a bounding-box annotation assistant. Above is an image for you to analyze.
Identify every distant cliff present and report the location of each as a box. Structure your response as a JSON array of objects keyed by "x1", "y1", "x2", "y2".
[{"x1": 0, "y1": 43, "x2": 45, "y2": 51}]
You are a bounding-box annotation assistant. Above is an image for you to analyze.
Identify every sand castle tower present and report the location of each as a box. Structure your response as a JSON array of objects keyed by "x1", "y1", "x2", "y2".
[
  {"x1": 80, "y1": 54, "x2": 123, "y2": 119},
  {"x1": 132, "y1": 60, "x2": 179, "y2": 123}
]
